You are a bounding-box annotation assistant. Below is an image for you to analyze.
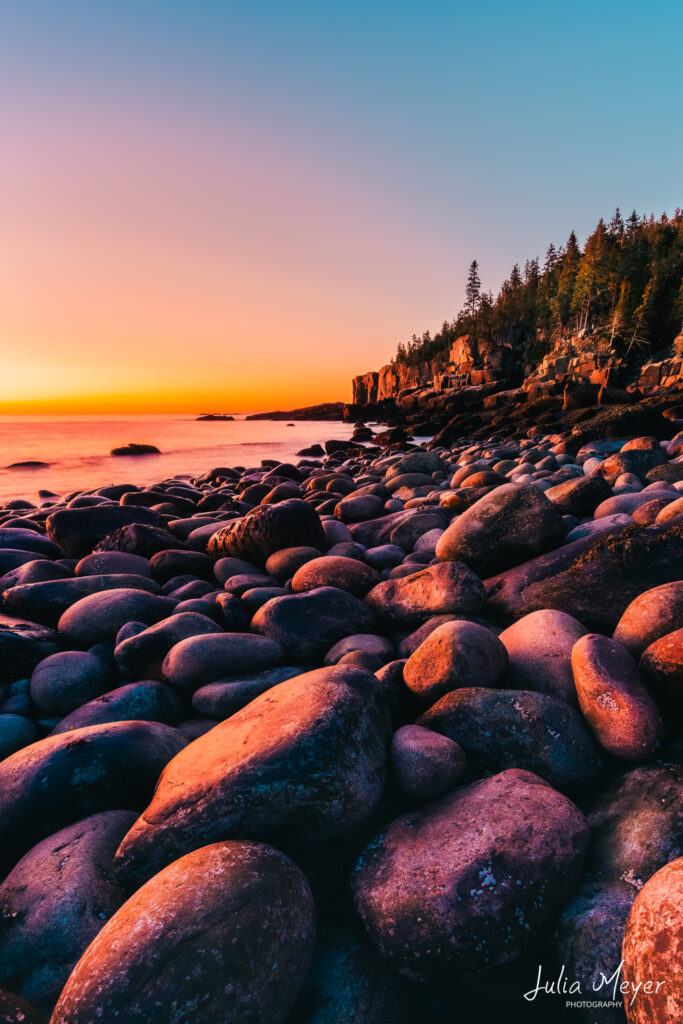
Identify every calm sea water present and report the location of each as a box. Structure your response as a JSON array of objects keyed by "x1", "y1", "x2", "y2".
[{"x1": 0, "y1": 415, "x2": 356, "y2": 502}]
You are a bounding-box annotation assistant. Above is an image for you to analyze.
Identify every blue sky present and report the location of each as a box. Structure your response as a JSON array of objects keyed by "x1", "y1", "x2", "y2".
[{"x1": 0, "y1": 1, "x2": 681, "y2": 408}]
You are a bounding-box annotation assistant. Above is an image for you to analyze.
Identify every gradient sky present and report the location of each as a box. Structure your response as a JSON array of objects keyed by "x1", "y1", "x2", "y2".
[{"x1": 1, "y1": 1, "x2": 681, "y2": 413}]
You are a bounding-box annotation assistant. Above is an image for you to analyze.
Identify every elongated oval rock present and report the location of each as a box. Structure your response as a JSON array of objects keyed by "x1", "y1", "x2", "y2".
[
  {"x1": 418, "y1": 686, "x2": 601, "y2": 790},
  {"x1": 352, "y1": 769, "x2": 589, "y2": 979},
  {"x1": 0, "y1": 810, "x2": 135, "y2": 1011},
  {"x1": 162, "y1": 632, "x2": 284, "y2": 692},
  {"x1": 0, "y1": 721, "x2": 186, "y2": 877},
  {"x1": 114, "y1": 611, "x2": 223, "y2": 678},
  {"x1": 207, "y1": 499, "x2": 327, "y2": 566},
  {"x1": 621, "y1": 856, "x2": 683, "y2": 1023},
  {"x1": 57, "y1": 588, "x2": 176, "y2": 647},
  {"x1": 0, "y1": 623, "x2": 61, "y2": 686},
  {"x1": 114, "y1": 666, "x2": 388, "y2": 889},
  {"x1": 51, "y1": 841, "x2": 315, "y2": 1024},
  {"x1": 1, "y1": 574, "x2": 161, "y2": 627},
  {"x1": 571, "y1": 634, "x2": 662, "y2": 760},
  {"x1": 51, "y1": 681, "x2": 185, "y2": 734}
]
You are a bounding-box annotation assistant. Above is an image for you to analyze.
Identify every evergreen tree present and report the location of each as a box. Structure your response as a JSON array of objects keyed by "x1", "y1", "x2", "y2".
[{"x1": 465, "y1": 260, "x2": 481, "y2": 318}]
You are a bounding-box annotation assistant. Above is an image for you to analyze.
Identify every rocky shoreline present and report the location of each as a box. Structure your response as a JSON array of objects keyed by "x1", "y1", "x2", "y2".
[{"x1": 0, "y1": 413, "x2": 682, "y2": 1022}]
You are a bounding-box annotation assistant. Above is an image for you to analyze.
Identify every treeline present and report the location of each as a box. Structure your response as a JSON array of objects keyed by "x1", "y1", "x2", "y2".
[{"x1": 394, "y1": 209, "x2": 683, "y2": 366}]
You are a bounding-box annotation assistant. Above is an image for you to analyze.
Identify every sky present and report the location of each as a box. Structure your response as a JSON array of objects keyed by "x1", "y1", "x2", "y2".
[{"x1": 0, "y1": 1, "x2": 681, "y2": 414}]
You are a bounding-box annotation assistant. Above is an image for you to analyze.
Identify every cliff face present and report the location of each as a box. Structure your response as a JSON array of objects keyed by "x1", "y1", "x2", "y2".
[{"x1": 352, "y1": 326, "x2": 527, "y2": 404}]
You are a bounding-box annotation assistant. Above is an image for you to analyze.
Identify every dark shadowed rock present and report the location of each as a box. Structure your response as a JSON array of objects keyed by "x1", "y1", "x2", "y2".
[
  {"x1": 30, "y1": 650, "x2": 111, "y2": 715},
  {"x1": 251, "y1": 587, "x2": 375, "y2": 663},
  {"x1": 0, "y1": 716, "x2": 36, "y2": 760},
  {"x1": 114, "y1": 666, "x2": 388, "y2": 888},
  {"x1": 0, "y1": 989, "x2": 46, "y2": 1023},
  {"x1": 95, "y1": 523, "x2": 185, "y2": 557},
  {"x1": 435, "y1": 484, "x2": 565, "y2": 576},
  {"x1": 545, "y1": 473, "x2": 613, "y2": 517},
  {"x1": 57, "y1": 589, "x2": 176, "y2": 647},
  {"x1": 287, "y1": 924, "x2": 402, "y2": 1024},
  {"x1": 0, "y1": 623, "x2": 61, "y2": 685},
  {"x1": 192, "y1": 667, "x2": 304, "y2": 719},
  {"x1": 391, "y1": 724, "x2": 466, "y2": 801},
  {"x1": 352, "y1": 769, "x2": 588, "y2": 979},
  {"x1": 51, "y1": 681, "x2": 185, "y2": 734},
  {"x1": 52, "y1": 841, "x2": 315, "y2": 1024},
  {"x1": 2, "y1": 574, "x2": 162, "y2": 627},
  {"x1": 46, "y1": 506, "x2": 164, "y2": 558},
  {"x1": 207, "y1": 499, "x2": 326, "y2": 566},
  {"x1": 114, "y1": 611, "x2": 223, "y2": 679},
  {"x1": 0, "y1": 810, "x2": 135, "y2": 1011},
  {"x1": 0, "y1": 721, "x2": 186, "y2": 877},
  {"x1": 419, "y1": 686, "x2": 601, "y2": 790}
]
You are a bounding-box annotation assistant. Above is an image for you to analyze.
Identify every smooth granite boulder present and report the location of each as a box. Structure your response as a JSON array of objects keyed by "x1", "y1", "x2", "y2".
[
  {"x1": 114, "y1": 667, "x2": 388, "y2": 889},
  {"x1": 0, "y1": 810, "x2": 135, "y2": 1012},
  {"x1": 364, "y1": 562, "x2": 485, "y2": 628},
  {"x1": 0, "y1": 721, "x2": 186, "y2": 877},
  {"x1": 251, "y1": 587, "x2": 375, "y2": 663},
  {"x1": 51, "y1": 841, "x2": 315, "y2": 1024},
  {"x1": 352, "y1": 769, "x2": 588, "y2": 979},
  {"x1": 435, "y1": 484, "x2": 565, "y2": 576},
  {"x1": 51, "y1": 681, "x2": 186, "y2": 734},
  {"x1": 46, "y1": 505, "x2": 164, "y2": 558},
  {"x1": 113, "y1": 611, "x2": 223, "y2": 679}
]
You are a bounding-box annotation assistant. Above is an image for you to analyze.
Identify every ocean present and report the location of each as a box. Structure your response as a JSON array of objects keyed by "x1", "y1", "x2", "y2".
[{"x1": 0, "y1": 414, "x2": 357, "y2": 502}]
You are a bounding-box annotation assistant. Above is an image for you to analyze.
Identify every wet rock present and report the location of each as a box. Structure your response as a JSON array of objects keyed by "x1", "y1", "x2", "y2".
[
  {"x1": 324, "y1": 634, "x2": 394, "y2": 666},
  {"x1": 251, "y1": 587, "x2": 374, "y2": 663},
  {"x1": 114, "y1": 666, "x2": 388, "y2": 888},
  {"x1": 57, "y1": 589, "x2": 176, "y2": 647},
  {"x1": 114, "y1": 611, "x2": 223, "y2": 679},
  {"x1": 2, "y1": 574, "x2": 162, "y2": 627},
  {"x1": 498, "y1": 609, "x2": 587, "y2": 705},
  {"x1": 287, "y1": 924, "x2": 402, "y2": 1024},
  {"x1": 435, "y1": 484, "x2": 564, "y2": 576},
  {"x1": 621, "y1": 856, "x2": 683, "y2": 1024},
  {"x1": 403, "y1": 620, "x2": 507, "y2": 702},
  {"x1": 571, "y1": 634, "x2": 662, "y2": 760},
  {"x1": 0, "y1": 721, "x2": 186, "y2": 877},
  {"x1": 365, "y1": 562, "x2": 485, "y2": 628},
  {"x1": 351, "y1": 769, "x2": 589, "y2": 979},
  {"x1": 419, "y1": 687, "x2": 601, "y2": 790},
  {"x1": 162, "y1": 633, "x2": 284, "y2": 692},
  {"x1": 46, "y1": 506, "x2": 164, "y2": 558},
  {"x1": 0, "y1": 810, "x2": 135, "y2": 1011},
  {"x1": 110, "y1": 442, "x2": 160, "y2": 455},
  {"x1": 191, "y1": 667, "x2": 305, "y2": 719},
  {"x1": 613, "y1": 581, "x2": 683, "y2": 658},
  {"x1": 29, "y1": 650, "x2": 111, "y2": 715},
  {"x1": 0, "y1": 624, "x2": 61, "y2": 686},
  {"x1": 52, "y1": 841, "x2": 315, "y2": 1024},
  {"x1": 391, "y1": 724, "x2": 466, "y2": 800},
  {"x1": 207, "y1": 499, "x2": 326, "y2": 566},
  {"x1": 51, "y1": 681, "x2": 185, "y2": 734},
  {"x1": 0, "y1": 715, "x2": 36, "y2": 760},
  {"x1": 291, "y1": 556, "x2": 380, "y2": 597}
]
